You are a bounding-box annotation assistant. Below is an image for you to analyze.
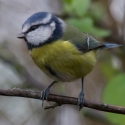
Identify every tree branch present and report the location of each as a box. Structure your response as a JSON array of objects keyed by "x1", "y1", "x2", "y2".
[{"x1": 0, "y1": 88, "x2": 125, "y2": 114}]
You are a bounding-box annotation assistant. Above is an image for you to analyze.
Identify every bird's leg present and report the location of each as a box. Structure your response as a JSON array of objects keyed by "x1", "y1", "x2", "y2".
[
  {"x1": 41, "y1": 81, "x2": 57, "y2": 106},
  {"x1": 78, "y1": 78, "x2": 84, "y2": 110}
]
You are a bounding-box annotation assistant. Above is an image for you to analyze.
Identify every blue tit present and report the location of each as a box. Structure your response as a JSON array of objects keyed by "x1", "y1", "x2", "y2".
[{"x1": 17, "y1": 12, "x2": 121, "y2": 110}]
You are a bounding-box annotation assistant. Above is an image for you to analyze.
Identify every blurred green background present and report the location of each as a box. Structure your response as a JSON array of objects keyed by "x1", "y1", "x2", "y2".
[
  {"x1": 62, "y1": 1, "x2": 125, "y2": 124},
  {"x1": 0, "y1": 0, "x2": 125, "y2": 125}
]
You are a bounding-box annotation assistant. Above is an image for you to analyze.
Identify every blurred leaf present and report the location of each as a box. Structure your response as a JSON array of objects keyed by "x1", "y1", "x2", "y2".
[
  {"x1": 66, "y1": 17, "x2": 93, "y2": 32},
  {"x1": 63, "y1": 0, "x2": 110, "y2": 38},
  {"x1": 90, "y1": 2, "x2": 105, "y2": 21},
  {"x1": 91, "y1": 27, "x2": 110, "y2": 38},
  {"x1": 103, "y1": 74, "x2": 125, "y2": 125},
  {"x1": 64, "y1": 3, "x2": 73, "y2": 14},
  {"x1": 67, "y1": 17, "x2": 110, "y2": 38},
  {"x1": 101, "y1": 61, "x2": 117, "y2": 80},
  {"x1": 72, "y1": 0, "x2": 90, "y2": 17},
  {"x1": 63, "y1": 0, "x2": 72, "y2": 4}
]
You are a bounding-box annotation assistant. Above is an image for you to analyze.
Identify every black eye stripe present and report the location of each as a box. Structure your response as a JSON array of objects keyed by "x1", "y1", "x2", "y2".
[
  {"x1": 31, "y1": 25, "x2": 40, "y2": 29},
  {"x1": 24, "y1": 24, "x2": 40, "y2": 33},
  {"x1": 29, "y1": 24, "x2": 41, "y2": 31},
  {"x1": 25, "y1": 21, "x2": 54, "y2": 34}
]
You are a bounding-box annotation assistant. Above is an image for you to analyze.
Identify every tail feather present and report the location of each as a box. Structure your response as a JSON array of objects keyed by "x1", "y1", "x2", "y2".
[{"x1": 100, "y1": 43, "x2": 122, "y2": 50}]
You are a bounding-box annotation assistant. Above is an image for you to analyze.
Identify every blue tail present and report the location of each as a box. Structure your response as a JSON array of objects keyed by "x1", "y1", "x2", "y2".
[{"x1": 100, "y1": 42, "x2": 122, "y2": 50}]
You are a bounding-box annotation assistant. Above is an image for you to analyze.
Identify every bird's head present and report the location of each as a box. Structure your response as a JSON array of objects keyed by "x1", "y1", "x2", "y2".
[{"x1": 17, "y1": 12, "x2": 65, "y2": 49}]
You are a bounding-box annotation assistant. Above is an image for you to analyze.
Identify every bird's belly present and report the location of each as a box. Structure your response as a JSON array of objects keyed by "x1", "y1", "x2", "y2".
[{"x1": 30, "y1": 40, "x2": 97, "y2": 82}]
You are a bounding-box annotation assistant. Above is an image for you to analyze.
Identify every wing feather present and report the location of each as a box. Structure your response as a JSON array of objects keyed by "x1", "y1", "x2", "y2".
[{"x1": 61, "y1": 24, "x2": 103, "y2": 53}]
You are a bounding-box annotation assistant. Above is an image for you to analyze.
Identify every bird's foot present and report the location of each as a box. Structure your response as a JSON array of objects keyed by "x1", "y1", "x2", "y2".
[
  {"x1": 78, "y1": 91, "x2": 84, "y2": 110},
  {"x1": 40, "y1": 87, "x2": 50, "y2": 106}
]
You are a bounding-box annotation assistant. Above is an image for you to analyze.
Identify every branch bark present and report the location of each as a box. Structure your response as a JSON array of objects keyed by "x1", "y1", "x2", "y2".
[{"x1": 0, "y1": 88, "x2": 125, "y2": 114}]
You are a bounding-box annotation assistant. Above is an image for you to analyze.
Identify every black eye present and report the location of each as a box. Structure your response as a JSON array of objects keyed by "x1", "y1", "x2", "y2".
[{"x1": 30, "y1": 25, "x2": 40, "y2": 30}]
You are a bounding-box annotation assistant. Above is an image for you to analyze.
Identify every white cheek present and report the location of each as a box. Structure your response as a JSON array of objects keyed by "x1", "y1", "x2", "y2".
[
  {"x1": 50, "y1": 22, "x2": 56, "y2": 31},
  {"x1": 26, "y1": 26, "x2": 53, "y2": 45}
]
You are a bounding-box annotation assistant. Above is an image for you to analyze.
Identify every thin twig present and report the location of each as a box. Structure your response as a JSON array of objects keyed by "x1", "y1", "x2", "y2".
[{"x1": 0, "y1": 88, "x2": 125, "y2": 114}]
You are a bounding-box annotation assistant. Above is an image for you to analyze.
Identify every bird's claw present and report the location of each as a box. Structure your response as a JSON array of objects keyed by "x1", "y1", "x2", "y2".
[
  {"x1": 78, "y1": 91, "x2": 84, "y2": 110},
  {"x1": 40, "y1": 88, "x2": 50, "y2": 106}
]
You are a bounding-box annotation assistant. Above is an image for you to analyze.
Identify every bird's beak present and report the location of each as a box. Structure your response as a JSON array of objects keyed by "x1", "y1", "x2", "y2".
[{"x1": 17, "y1": 32, "x2": 25, "y2": 39}]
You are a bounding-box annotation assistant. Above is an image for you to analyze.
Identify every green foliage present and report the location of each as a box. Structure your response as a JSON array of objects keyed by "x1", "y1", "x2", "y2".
[
  {"x1": 72, "y1": 0, "x2": 90, "y2": 17},
  {"x1": 63, "y1": 0, "x2": 90, "y2": 17},
  {"x1": 89, "y1": 2, "x2": 105, "y2": 21},
  {"x1": 66, "y1": 17, "x2": 93, "y2": 32},
  {"x1": 100, "y1": 58, "x2": 119, "y2": 80},
  {"x1": 62, "y1": 0, "x2": 110, "y2": 38},
  {"x1": 67, "y1": 17, "x2": 110, "y2": 37},
  {"x1": 63, "y1": 0, "x2": 72, "y2": 4},
  {"x1": 103, "y1": 74, "x2": 125, "y2": 125},
  {"x1": 90, "y1": 27, "x2": 110, "y2": 38}
]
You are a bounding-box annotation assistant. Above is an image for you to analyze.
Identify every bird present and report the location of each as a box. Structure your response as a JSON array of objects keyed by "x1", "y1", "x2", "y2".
[{"x1": 17, "y1": 12, "x2": 121, "y2": 110}]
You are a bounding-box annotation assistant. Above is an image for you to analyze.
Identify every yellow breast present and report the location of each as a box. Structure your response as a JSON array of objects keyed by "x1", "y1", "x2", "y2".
[{"x1": 29, "y1": 40, "x2": 97, "y2": 82}]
